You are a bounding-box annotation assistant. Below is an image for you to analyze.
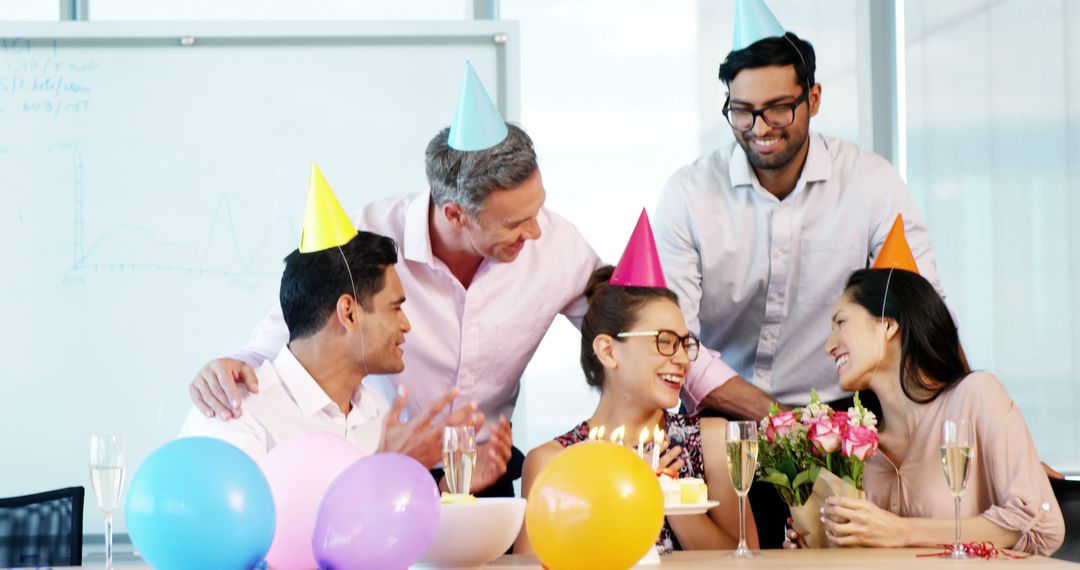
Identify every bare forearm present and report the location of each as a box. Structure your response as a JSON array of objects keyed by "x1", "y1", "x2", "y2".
[
  {"x1": 903, "y1": 515, "x2": 1020, "y2": 549},
  {"x1": 700, "y1": 376, "x2": 782, "y2": 420},
  {"x1": 667, "y1": 514, "x2": 739, "y2": 550}
]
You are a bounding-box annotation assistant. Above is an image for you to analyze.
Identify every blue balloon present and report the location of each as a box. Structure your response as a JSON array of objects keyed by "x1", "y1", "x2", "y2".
[{"x1": 125, "y1": 437, "x2": 276, "y2": 570}]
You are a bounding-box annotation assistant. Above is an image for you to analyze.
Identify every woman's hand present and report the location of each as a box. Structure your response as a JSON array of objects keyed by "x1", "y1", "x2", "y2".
[
  {"x1": 655, "y1": 442, "x2": 684, "y2": 475},
  {"x1": 783, "y1": 517, "x2": 801, "y2": 549},
  {"x1": 822, "y1": 496, "x2": 908, "y2": 547}
]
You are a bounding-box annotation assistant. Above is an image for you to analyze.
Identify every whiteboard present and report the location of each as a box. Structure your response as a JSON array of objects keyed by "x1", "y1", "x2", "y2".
[{"x1": 0, "y1": 21, "x2": 519, "y2": 534}]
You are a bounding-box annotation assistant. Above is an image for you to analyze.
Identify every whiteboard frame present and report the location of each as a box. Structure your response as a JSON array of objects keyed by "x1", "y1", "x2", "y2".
[{"x1": 0, "y1": 20, "x2": 521, "y2": 122}]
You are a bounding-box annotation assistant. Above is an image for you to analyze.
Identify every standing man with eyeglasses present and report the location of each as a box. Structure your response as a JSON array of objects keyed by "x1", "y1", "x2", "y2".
[{"x1": 653, "y1": 7, "x2": 943, "y2": 547}]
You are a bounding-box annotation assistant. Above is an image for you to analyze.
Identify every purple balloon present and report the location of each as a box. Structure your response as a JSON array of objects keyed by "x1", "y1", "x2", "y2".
[{"x1": 312, "y1": 452, "x2": 441, "y2": 570}]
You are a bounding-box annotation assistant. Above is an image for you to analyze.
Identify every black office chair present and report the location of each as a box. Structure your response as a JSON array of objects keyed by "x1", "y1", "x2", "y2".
[
  {"x1": 1051, "y1": 478, "x2": 1080, "y2": 562},
  {"x1": 0, "y1": 487, "x2": 84, "y2": 567}
]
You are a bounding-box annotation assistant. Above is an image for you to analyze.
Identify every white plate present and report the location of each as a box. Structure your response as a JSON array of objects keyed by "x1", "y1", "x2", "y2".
[{"x1": 665, "y1": 500, "x2": 720, "y2": 516}]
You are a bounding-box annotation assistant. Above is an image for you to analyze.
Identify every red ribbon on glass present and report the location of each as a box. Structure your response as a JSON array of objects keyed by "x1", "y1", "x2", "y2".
[{"x1": 916, "y1": 542, "x2": 1029, "y2": 560}]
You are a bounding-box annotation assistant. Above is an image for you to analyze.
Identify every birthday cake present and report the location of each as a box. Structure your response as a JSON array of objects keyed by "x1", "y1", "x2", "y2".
[
  {"x1": 440, "y1": 492, "x2": 478, "y2": 505},
  {"x1": 658, "y1": 474, "x2": 708, "y2": 506}
]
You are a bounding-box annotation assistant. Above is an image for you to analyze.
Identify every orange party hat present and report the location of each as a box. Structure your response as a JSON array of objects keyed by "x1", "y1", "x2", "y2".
[
  {"x1": 871, "y1": 214, "x2": 919, "y2": 274},
  {"x1": 610, "y1": 209, "x2": 667, "y2": 288}
]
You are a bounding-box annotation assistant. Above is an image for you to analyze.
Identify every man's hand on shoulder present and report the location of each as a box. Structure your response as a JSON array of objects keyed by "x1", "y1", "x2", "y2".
[{"x1": 189, "y1": 357, "x2": 259, "y2": 420}]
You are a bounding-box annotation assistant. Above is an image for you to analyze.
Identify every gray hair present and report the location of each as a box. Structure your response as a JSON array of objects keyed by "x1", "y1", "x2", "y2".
[{"x1": 424, "y1": 123, "x2": 538, "y2": 214}]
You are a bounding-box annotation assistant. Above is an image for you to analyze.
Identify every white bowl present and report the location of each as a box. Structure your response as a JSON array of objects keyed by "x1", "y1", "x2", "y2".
[{"x1": 413, "y1": 497, "x2": 527, "y2": 569}]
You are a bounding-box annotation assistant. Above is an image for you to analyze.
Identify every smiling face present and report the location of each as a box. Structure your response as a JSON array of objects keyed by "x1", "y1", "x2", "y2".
[
  {"x1": 356, "y1": 265, "x2": 411, "y2": 374},
  {"x1": 460, "y1": 169, "x2": 545, "y2": 263},
  {"x1": 726, "y1": 65, "x2": 819, "y2": 173},
  {"x1": 824, "y1": 292, "x2": 893, "y2": 393},
  {"x1": 606, "y1": 298, "x2": 692, "y2": 410}
]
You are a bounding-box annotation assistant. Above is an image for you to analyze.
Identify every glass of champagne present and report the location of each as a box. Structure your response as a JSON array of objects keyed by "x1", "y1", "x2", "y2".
[
  {"x1": 940, "y1": 420, "x2": 975, "y2": 559},
  {"x1": 90, "y1": 435, "x2": 126, "y2": 569},
  {"x1": 442, "y1": 426, "x2": 477, "y2": 495},
  {"x1": 726, "y1": 421, "x2": 760, "y2": 558}
]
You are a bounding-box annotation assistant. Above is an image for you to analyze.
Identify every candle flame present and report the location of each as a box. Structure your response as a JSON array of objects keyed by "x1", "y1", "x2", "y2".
[
  {"x1": 588, "y1": 426, "x2": 599, "y2": 441},
  {"x1": 638, "y1": 427, "x2": 650, "y2": 446},
  {"x1": 610, "y1": 425, "x2": 625, "y2": 444},
  {"x1": 597, "y1": 425, "x2": 606, "y2": 440},
  {"x1": 653, "y1": 425, "x2": 664, "y2": 444}
]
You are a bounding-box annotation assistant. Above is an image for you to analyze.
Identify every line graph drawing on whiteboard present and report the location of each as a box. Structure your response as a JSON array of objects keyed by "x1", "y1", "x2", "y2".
[{"x1": 54, "y1": 143, "x2": 294, "y2": 284}]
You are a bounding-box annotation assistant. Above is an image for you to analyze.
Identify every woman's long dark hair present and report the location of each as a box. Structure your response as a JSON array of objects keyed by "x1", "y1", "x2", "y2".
[
  {"x1": 843, "y1": 268, "x2": 970, "y2": 403},
  {"x1": 579, "y1": 265, "x2": 679, "y2": 389}
]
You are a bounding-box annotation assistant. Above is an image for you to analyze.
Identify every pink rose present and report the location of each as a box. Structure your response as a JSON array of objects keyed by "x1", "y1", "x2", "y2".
[
  {"x1": 831, "y1": 410, "x2": 851, "y2": 437},
  {"x1": 807, "y1": 416, "x2": 842, "y2": 454},
  {"x1": 765, "y1": 411, "x2": 797, "y2": 443},
  {"x1": 841, "y1": 425, "x2": 880, "y2": 461}
]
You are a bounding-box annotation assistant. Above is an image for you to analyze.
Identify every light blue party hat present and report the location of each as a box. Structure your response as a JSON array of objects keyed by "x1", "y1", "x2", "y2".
[
  {"x1": 732, "y1": 0, "x2": 786, "y2": 51},
  {"x1": 447, "y1": 61, "x2": 509, "y2": 151}
]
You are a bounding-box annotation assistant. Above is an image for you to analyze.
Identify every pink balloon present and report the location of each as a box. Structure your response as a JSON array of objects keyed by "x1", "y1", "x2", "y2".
[{"x1": 259, "y1": 432, "x2": 364, "y2": 570}]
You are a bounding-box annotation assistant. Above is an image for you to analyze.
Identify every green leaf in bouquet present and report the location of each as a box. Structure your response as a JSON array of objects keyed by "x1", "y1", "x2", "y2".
[
  {"x1": 759, "y1": 470, "x2": 792, "y2": 490},
  {"x1": 779, "y1": 457, "x2": 798, "y2": 481},
  {"x1": 791, "y1": 463, "x2": 821, "y2": 490}
]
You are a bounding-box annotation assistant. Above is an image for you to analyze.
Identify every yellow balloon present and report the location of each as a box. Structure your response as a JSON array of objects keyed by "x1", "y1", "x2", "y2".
[{"x1": 526, "y1": 441, "x2": 663, "y2": 570}]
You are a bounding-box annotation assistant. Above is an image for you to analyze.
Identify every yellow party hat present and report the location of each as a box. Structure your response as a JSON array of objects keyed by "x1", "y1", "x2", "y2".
[{"x1": 299, "y1": 163, "x2": 357, "y2": 253}]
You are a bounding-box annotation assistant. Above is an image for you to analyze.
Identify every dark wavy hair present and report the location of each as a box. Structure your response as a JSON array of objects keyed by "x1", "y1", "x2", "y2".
[
  {"x1": 579, "y1": 266, "x2": 679, "y2": 390},
  {"x1": 280, "y1": 231, "x2": 398, "y2": 342},
  {"x1": 718, "y1": 32, "x2": 816, "y2": 89},
  {"x1": 843, "y1": 269, "x2": 970, "y2": 403}
]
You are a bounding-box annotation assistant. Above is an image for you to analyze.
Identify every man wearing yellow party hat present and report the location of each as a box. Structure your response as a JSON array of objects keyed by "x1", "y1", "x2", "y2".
[
  {"x1": 180, "y1": 163, "x2": 481, "y2": 465},
  {"x1": 652, "y1": 0, "x2": 945, "y2": 546}
]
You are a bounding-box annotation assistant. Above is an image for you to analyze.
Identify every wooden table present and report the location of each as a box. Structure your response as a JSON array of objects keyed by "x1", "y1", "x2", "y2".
[
  {"x1": 35, "y1": 548, "x2": 1079, "y2": 568},
  {"x1": 484, "y1": 548, "x2": 1077, "y2": 568}
]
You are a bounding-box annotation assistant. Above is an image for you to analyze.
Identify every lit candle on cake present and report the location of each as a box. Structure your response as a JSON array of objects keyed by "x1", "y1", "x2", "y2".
[
  {"x1": 610, "y1": 425, "x2": 625, "y2": 446},
  {"x1": 637, "y1": 427, "x2": 649, "y2": 458},
  {"x1": 588, "y1": 426, "x2": 599, "y2": 441},
  {"x1": 651, "y1": 425, "x2": 665, "y2": 472}
]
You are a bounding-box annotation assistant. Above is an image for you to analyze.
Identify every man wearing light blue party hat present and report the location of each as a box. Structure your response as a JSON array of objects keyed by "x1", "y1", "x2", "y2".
[
  {"x1": 652, "y1": 0, "x2": 944, "y2": 546},
  {"x1": 186, "y1": 63, "x2": 588, "y2": 497}
]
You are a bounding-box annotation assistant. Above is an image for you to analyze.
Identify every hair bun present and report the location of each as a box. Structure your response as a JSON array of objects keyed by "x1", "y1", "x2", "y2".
[{"x1": 584, "y1": 265, "x2": 616, "y2": 300}]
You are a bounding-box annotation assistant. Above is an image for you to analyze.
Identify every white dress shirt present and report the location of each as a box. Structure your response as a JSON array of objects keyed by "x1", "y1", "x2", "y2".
[
  {"x1": 179, "y1": 345, "x2": 387, "y2": 462},
  {"x1": 654, "y1": 133, "x2": 943, "y2": 406},
  {"x1": 228, "y1": 192, "x2": 737, "y2": 427}
]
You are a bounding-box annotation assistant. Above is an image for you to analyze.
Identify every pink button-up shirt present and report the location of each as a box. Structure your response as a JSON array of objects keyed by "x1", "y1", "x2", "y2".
[{"x1": 231, "y1": 192, "x2": 736, "y2": 429}]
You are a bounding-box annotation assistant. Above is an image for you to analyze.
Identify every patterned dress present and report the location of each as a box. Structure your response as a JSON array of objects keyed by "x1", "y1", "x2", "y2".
[{"x1": 553, "y1": 411, "x2": 705, "y2": 552}]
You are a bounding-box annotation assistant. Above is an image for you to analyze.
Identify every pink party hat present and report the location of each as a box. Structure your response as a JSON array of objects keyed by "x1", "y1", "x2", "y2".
[{"x1": 610, "y1": 209, "x2": 667, "y2": 288}]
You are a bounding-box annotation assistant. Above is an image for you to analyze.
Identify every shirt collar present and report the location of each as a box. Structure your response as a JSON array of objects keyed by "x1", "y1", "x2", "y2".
[
  {"x1": 728, "y1": 131, "x2": 833, "y2": 190},
  {"x1": 271, "y1": 345, "x2": 365, "y2": 418},
  {"x1": 402, "y1": 193, "x2": 436, "y2": 265}
]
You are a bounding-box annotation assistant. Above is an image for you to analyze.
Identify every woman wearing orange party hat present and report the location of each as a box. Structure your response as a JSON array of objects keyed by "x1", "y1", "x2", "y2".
[
  {"x1": 514, "y1": 209, "x2": 757, "y2": 555},
  {"x1": 817, "y1": 214, "x2": 1063, "y2": 555}
]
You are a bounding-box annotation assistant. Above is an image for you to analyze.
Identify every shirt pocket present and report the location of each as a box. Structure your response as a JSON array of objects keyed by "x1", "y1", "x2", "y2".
[{"x1": 797, "y1": 238, "x2": 866, "y2": 312}]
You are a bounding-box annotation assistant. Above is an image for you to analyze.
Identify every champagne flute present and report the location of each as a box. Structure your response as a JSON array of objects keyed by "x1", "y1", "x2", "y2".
[
  {"x1": 90, "y1": 435, "x2": 126, "y2": 569},
  {"x1": 940, "y1": 420, "x2": 975, "y2": 559},
  {"x1": 725, "y1": 421, "x2": 760, "y2": 558},
  {"x1": 442, "y1": 426, "x2": 477, "y2": 495}
]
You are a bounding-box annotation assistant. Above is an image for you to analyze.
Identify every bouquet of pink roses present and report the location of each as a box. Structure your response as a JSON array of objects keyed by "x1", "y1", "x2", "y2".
[{"x1": 757, "y1": 390, "x2": 880, "y2": 547}]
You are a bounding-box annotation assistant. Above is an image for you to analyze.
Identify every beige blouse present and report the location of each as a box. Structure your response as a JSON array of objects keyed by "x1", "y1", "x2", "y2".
[{"x1": 863, "y1": 372, "x2": 1065, "y2": 555}]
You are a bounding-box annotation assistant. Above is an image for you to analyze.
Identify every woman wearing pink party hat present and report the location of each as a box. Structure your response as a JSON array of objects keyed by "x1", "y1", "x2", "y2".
[{"x1": 514, "y1": 209, "x2": 758, "y2": 554}]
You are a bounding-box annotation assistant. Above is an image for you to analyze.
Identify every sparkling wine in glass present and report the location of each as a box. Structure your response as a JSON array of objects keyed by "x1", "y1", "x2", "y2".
[
  {"x1": 90, "y1": 435, "x2": 126, "y2": 569},
  {"x1": 442, "y1": 426, "x2": 477, "y2": 495},
  {"x1": 726, "y1": 421, "x2": 760, "y2": 558},
  {"x1": 940, "y1": 420, "x2": 975, "y2": 559}
]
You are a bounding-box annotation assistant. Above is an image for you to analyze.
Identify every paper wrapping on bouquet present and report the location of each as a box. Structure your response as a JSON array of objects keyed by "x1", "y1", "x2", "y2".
[{"x1": 788, "y1": 469, "x2": 864, "y2": 549}]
